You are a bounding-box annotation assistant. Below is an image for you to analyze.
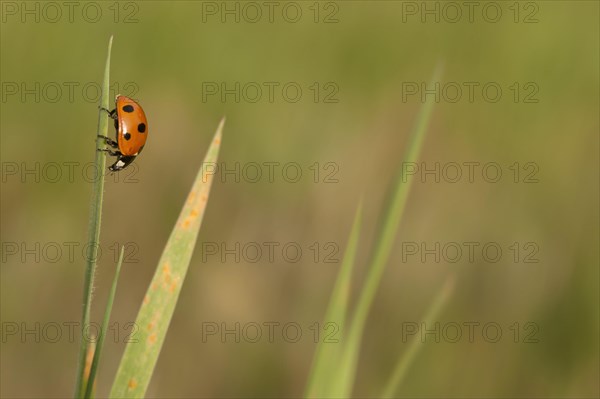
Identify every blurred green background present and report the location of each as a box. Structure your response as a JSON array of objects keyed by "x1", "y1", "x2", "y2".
[{"x1": 1, "y1": 1, "x2": 598, "y2": 397}]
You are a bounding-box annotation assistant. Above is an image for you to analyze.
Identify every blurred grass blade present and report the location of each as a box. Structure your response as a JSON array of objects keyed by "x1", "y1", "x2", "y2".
[
  {"x1": 75, "y1": 35, "x2": 112, "y2": 398},
  {"x1": 382, "y1": 276, "x2": 455, "y2": 398},
  {"x1": 84, "y1": 246, "x2": 125, "y2": 398},
  {"x1": 110, "y1": 119, "x2": 224, "y2": 398},
  {"x1": 305, "y1": 203, "x2": 362, "y2": 398},
  {"x1": 330, "y1": 64, "x2": 443, "y2": 397}
]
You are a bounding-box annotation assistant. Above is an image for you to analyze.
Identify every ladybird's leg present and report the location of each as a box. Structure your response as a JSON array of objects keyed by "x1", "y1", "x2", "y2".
[
  {"x1": 97, "y1": 135, "x2": 118, "y2": 148},
  {"x1": 98, "y1": 148, "x2": 121, "y2": 157},
  {"x1": 98, "y1": 106, "x2": 118, "y2": 120},
  {"x1": 97, "y1": 136, "x2": 118, "y2": 148}
]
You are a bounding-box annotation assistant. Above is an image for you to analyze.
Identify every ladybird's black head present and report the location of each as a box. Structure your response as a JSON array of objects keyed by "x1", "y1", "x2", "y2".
[{"x1": 109, "y1": 155, "x2": 137, "y2": 172}]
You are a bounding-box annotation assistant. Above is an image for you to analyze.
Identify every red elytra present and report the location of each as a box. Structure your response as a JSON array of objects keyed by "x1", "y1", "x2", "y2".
[{"x1": 99, "y1": 94, "x2": 148, "y2": 171}]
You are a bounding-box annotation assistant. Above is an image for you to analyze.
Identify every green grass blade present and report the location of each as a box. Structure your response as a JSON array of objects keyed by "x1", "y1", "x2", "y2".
[
  {"x1": 330, "y1": 64, "x2": 443, "y2": 397},
  {"x1": 81, "y1": 341, "x2": 96, "y2": 399},
  {"x1": 84, "y1": 246, "x2": 125, "y2": 398},
  {"x1": 109, "y1": 119, "x2": 224, "y2": 398},
  {"x1": 75, "y1": 35, "x2": 113, "y2": 398},
  {"x1": 382, "y1": 276, "x2": 455, "y2": 398},
  {"x1": 305, "y1": 202, "x2": 363, "y2": 398}
]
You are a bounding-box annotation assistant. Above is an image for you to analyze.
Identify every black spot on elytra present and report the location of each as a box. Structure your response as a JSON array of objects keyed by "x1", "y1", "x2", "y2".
[
  {"x1": 124, "y1": 132, "x2": 131, "y2": 140},
  {"x1": 137, "y1": 123, "x2": 146, "y2": 133},
  {"x1": 122, "y1": 105, "x2": 134, "y2": 113}
]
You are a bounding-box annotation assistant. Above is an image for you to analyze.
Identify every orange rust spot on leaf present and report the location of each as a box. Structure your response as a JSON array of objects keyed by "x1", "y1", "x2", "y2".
[
  {"x1": 190, "y1": 209, "x2": 199, "y2": 218},
  {"x1": 162, "y1": 263, "x2": 171, "y2": 275},
  {"x1": 215, "y1": 137, "x2": 221, "y2": 145},
  {"x1": 128, "y1": 378, "x2": 137, "y2": 390},
  {"x1": 162, "y1": 262, "x2": 173, "y2": 285},
  {"x1": 182, "y1": 218, "x2": 191, "y2": 228},
  {"x1": 187, "y1": 190, "x2": 197, "y2": 205},
  {"x1": 148, "y1": 333, "x2": 157, "y2": 344},
  {"x1": 147, "y1": 321, "x2": 155, "y2": 331},
  {"x1": 143, "y1": 294, "x2": 150, "y2": 305},
  {"x1": 169, "y1": 281, "x2": 178, "y2": 293}
]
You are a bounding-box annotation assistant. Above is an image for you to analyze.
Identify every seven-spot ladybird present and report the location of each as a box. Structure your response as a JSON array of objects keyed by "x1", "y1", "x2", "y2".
[{"x1": 98, "y1": 95, "x2": 148, "y2": 172}]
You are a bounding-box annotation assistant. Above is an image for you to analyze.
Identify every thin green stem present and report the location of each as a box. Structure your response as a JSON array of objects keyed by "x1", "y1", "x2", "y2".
[
  {"x1": 74, "y1": 35, "x2": 113, "y2": 399},
  {"x1": 84, "y1": 246, "x2": 125, "y2": 399},
  {"x1": 382, "y1": 276, "x2": 455, "y2": 398},
  {"x1": 305, "y1": 202, "x2": 363, "y2": 397}
]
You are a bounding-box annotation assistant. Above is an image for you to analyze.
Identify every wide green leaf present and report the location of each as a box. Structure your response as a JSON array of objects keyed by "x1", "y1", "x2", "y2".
[{"x1": 110, "y1": 119, "x2": 224, "y2": 398}]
